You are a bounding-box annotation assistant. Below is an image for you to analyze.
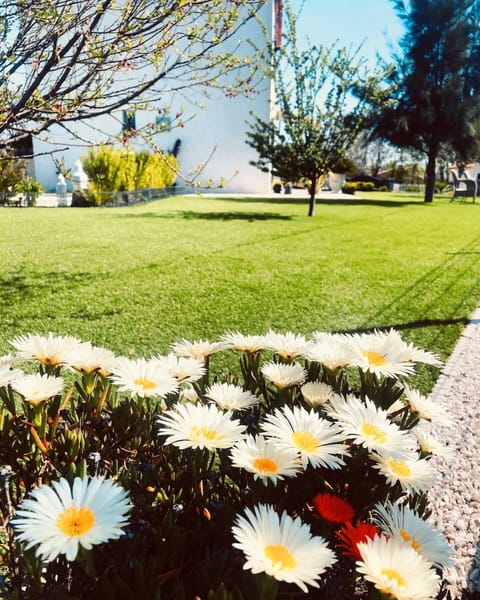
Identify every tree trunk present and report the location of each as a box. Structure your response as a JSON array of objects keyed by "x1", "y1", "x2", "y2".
[
  {"x1": 308, "y1": 175, "x2": 317, "y2": 217},
  {"x1": 424, "y1": 143, "x2": 438, "y2": 203}
]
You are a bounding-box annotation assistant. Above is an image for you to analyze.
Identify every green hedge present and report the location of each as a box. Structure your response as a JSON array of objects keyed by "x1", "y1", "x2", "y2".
[
  {"x1": 341, "y1": 181, "x2": 378, "y2": 194},
  {"x1": 341, "y1": 182, "x2": 356, "y2": 195}
]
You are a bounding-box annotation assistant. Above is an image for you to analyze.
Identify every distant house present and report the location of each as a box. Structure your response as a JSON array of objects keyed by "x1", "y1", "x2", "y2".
[
  {"x1": 29, "y1": 1, "x2": 282, "y2": 195},
  {"x1": 448, "y1": 162, "x2": 480, "y2": 181}
]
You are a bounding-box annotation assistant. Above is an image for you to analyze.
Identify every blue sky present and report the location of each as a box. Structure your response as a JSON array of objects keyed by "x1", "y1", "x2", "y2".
[{"x1": 291, "y1": 0, "x2": 406, "y2": 67}]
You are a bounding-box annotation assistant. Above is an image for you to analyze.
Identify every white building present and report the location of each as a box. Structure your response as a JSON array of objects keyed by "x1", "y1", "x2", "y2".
[{"x1": 30, "y1": 2, "x2": 281, "y2": 195}]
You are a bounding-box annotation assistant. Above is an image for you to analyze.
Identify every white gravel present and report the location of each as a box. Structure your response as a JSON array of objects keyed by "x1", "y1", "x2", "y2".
[{"x1": 425, "y1": 305, "x2": 480, "y2": 598}]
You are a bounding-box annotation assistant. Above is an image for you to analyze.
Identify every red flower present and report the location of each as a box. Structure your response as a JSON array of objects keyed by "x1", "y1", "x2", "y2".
[
  {"x1": 336, "y1": 520, "x2": 381, "y2": 561},
  {"x1": 313, "y1": 493, "x2": 355, "y2": 524}
]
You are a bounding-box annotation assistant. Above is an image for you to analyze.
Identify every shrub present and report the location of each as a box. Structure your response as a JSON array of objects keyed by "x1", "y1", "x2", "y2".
[
  {"x1": 133, "y1": 150, "x2": 174, "y2": 190},
  {"x1": 330, "y1": 155, "x2": 356, "y2": 174},
  {"x1": 347, "y1": 181, "x2": 375, "y2": 192},
  {"x1": 82, "y1": 146, "x2": 179, "y2": 205},
  {"x1": 15, "y1": 178, "x2": 43, "y2": 206},
  {"x1": 0, "y1": 152, "x2": 26, "y2": 202},
  {"x1": 357, "y1": 181, "x2": 375, "y2": 192},
  {"x1": 341, "y1": 182, "x2": 356, "y2": 195},
  {"x1": 434, "y1": 180, "x2": 450, "y2": 193},
  {"x1": 405, "y1": 184, "x2": 424, "y2": 192},
  {"x1": 147, "y1": 152, "x2": 178, "y2": 188}
]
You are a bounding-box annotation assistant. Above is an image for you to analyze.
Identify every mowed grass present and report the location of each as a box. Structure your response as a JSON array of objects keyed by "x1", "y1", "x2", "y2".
[{"x1": 1, "y1": 191, "x2": 479, "y2": 391}]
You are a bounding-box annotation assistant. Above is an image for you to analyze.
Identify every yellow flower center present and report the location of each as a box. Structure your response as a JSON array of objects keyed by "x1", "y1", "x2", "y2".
[
  {"x1": 56, "y1": 507, "x2": 95, "y2": 537},
  {"x1": 380, "y1": 567, "x2": 406, "y2": 588},
  {"x1": 362, "y1": 423, "x2": 387, "y2": 444},
  {"x1": 252, "y1": 457, "x2": 278, "y2": 473},
  {"x1": 40, "y1": 355, "x2": 61, "y2": 366},
  {"x1": 388, "y1": 459, "x2": 411, "y2": 478},
  {"x1": 278, "y1": 351, "x2": 297, "y2": 360},
  {"x1": 400, "y1": 529, "x2": 421, "y2": 552},
  {"x1": 264, "y1": 544, "x2": 296, "y2": 570},
  {"x1": 189, "y1": 425, "x2": 221, "y2": 442},
  {"x1": 134, "y1": 378, "x2": 157, "y2": 390},
  {"x1": 363, "y1": 350, "x2": 387, "y2": 366},
  {"x1": 292, "y1": 430, "x2": 317, "y2": 452}
]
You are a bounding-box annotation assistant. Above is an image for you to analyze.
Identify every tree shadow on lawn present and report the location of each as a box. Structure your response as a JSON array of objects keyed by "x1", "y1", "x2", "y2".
[
  {"x1": 210, "y1": 196, "x2": 426, "y2": 208},
  {"x1": 0, "y1": 270, "x2": 98, "y2": 303},
  {"x1": 331, "y1": 316, "x2": 471, "y2": 336},
  {"x1": 116, "y1": 210, "x2": 292, "y2": 221}
]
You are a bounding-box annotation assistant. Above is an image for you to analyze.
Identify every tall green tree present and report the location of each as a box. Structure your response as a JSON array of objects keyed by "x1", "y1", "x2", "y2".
[
  {"x1": 246, "y1": 1, "x2": 386, "y2": 217},
  {"x1": 0, "y1": 1, "x2": 265, "y2": 153},
  {"x1": 372, "y1": 0, "x2": 480, "y2": 202}
]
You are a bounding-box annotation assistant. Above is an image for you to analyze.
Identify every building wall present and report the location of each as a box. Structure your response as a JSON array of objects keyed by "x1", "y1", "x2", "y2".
[{"x1": 32, "y1": 2, "x2": 274, "y2": 194}]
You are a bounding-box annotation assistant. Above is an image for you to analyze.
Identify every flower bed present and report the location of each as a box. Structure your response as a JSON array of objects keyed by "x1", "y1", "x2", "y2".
[{"x1": 0, "y1": 330, "x2": 457, "y2": 599}]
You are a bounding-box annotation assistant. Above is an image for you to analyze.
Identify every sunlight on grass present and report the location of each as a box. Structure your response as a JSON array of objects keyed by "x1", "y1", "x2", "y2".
[{"x1": 0, "y1": 191, "x2": 479, "y2": 391}]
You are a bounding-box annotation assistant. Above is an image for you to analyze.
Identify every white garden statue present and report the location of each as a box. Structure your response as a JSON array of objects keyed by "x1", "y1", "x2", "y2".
[
  {"x1": 72, "y1": 160, "x2": 89, "y2": 191},
  {"x1": 56, "y1": 173, "x2": 68, "y2": 207}
]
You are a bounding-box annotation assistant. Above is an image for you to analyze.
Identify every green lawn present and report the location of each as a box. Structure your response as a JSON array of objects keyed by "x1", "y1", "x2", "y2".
[{"x1": 1, "y1": 191, "x2": 479, "y2": 391}]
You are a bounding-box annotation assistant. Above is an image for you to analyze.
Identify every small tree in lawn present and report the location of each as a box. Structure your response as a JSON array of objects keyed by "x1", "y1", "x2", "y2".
[{"x1": 246, "y1": 1, "x2": 386, "y2": 217}]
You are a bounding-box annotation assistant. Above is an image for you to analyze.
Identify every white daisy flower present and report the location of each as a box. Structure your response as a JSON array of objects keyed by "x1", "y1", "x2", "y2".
[
  {"x1": 264, "y1": 330, "x2": 311, "y2": 360},
  {"x1": 230, "y1": 435, "x2": 302, "y2": 484},
  {"x1": 370, "y1": 453, "x2": 436, "y2": 495},
  {"x1": 170, "y1": 338, "x2": 227, "y2": 362},
  {"x1": 376, "y1": 329, "x2": 443, "y2": 367},
  {"x1": 404, "y1": 343, "x2": 443, "y2": 367},
  {"x1": 153, "y1": 353, "x2": 206, "y2": 383},
  {"x1": 10, "y1": 333, "x2": 82, "y2": 367},
  {"x1": 157, "y1": 402, "x2": 246, "y2": 450},
  {"x1": 63, "y1": 341, "x2": 117, "y2": 375},
  {"x1": 311, "y1": 331, "x2": 346, "y2": 344},
  {"x1": 11, "y1": 373, "x2": 64, "y2": 406},
  {"x1": 307, "y1": 332, "x2": 354, "y2": 369},
  {"x1": 0, "y1": 353, "x2": 18, "y2": 367},
  {"x1": 205, "y1": 382, "x2": 259, "y2": 411},
  {"x1": 12, "y1": 476, "x2": 130, "y2": 562},
  {"x1": 325, "y1": 395, "x2": 417, "y2": 459},
  {"x1": 356, "y1": 535, "x2": 440, "y2": 600},
  {"x1": 348, "y1": 330, "x2": 415, "y2": 378},
  {"x1": 220, "y1": 331, "x2": 266, "y2": 353},
  {"x1": 179, "y1": 383, "x2": 200, "y2": 404},
  {"x1": 232, "y1": 504, "x2": 336, "y2": 593},
  {"x1": 261, "y1": 362, "x2": 307, "y2": 389},
  {"x1": 0, "y1": 364, "x2": 23, "y2": 388},
  {"x1": 386, "y1": 399, "x2": 408, "y2": 422},
  {"x1": 403, "y1": 386, "x2": 452, "y2": 426},
  {"x1": 300, "y1": 381, "x2": 339, "y2": 408},
  {"x1": 109, "y1": 357, "x2": 179, "y2": 399},
  {"x1": 413, "y1": 429, "x2": 455, "y2": 461},
  {"x1": 261, "y1": 405, "x2": 349, "y2": 469},
  {"x1": 372, "y1": 501, "x2": 453, "y2": 569}
]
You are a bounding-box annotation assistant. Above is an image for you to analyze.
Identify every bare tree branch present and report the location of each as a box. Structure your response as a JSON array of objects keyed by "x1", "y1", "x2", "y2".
[{"x1": 0, "y1": 0, "x2": 268, "y2": 151}]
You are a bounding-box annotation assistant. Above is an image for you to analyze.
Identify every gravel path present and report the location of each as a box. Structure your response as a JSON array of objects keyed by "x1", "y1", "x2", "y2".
[{"x1": 426, "y1": 305, "x2": 480, "y2": 598}]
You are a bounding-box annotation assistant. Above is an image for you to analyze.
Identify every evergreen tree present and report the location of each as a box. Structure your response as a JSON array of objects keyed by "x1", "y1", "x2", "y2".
[{"x1": 372, "y1": 0, "x2": 480, "y2": 202}]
